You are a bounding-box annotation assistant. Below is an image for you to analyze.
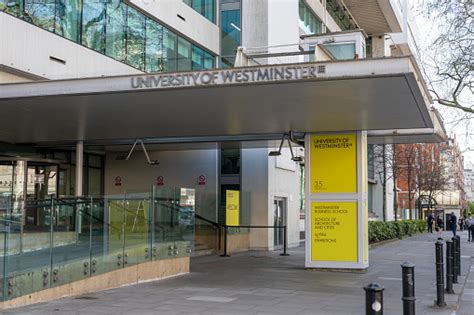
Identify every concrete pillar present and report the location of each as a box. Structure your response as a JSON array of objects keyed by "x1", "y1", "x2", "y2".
[
  {"x1": 371, "y1": 35, "x2": 391, "y2": 58},
  {"x1": 305, "y1": 131, "x2": 369, "y2": 269},
  {"x1": 75, "y1": 141, "x2": 84, "y2": 196}
]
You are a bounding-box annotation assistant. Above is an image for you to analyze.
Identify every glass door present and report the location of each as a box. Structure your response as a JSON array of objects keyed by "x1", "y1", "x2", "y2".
[{"x1": 273, "y1": 198, "x2": 286, "y2": 248}]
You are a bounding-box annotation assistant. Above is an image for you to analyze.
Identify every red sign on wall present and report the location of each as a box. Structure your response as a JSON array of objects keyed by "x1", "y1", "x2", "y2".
[
  {"x1": 156, "y1": 176, "x2": 164, "y2": 186},
  {"x1": 198, "y1": 175, "x2": 206, "y2": 186}
]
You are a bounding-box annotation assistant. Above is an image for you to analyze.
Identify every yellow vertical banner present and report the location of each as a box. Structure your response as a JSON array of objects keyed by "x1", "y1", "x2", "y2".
[
  {"x1": 226, "y1": 190, "x2": 240, "y2": 226},
  {"x1": 310, "y1": 134, "x2": 357, "y2": 193},
  {"x1": 311, "y1": 201, "x2": 358, "y2": 262}
]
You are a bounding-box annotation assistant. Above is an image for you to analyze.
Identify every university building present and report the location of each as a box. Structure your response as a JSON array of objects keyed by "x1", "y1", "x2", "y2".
[{"x1": 0, "y1": 0, "x2": 445, "y2": 307}]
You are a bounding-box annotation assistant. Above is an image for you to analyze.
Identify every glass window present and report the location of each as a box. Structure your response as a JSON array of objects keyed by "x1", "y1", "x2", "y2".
[
  {"x1": 88, "y1": 155, "x2": 103, "y2": 168},
  {"x1": 221, "y1": 9, "x2": 240, "y2": 67},
  {"x1": 145, "y1": 19, "x2": 164, "y2": 72},
  {"x1": 24, "y1": 0, "x2": 55, "y2": 32},
  {"x1": 323, "y1": 42, "x2": 356, "y2": 60},
  {"x1": 183, "y1": 0, "x2": 215, "y2": 23},
  {"x1": 221, "y1": 149, "x2": 240, "y2": 175},
  {"x1": 55, "y1": 0, "x2": 81, "y2": 42},
  {"x1": 88, "y1": 168, "x2": 103, "y2": 196},
  {"x1": 298, "y1": 0, "x2": 322, "y2": 35},
  {"x1": 82, "y1": 0, "x2": 106, "y2": 53},
  {"x1": 105, "y1": 1, "x2": 127, "y2": 62},
  {"x1": 177, "y1": 36, "x2": 191, "y2": 71},
  {"x1": 1, "y1": 0, "x2": 215, "y2": 73},
  {"x1": 0, "y1": 0, "x2": 24, "y2": 18},
  {"x1": 191, "y1": 45, "x2": 204, "y2": 70},
  {"x1": 126, "y1": 7, "x2": 146, "y2": 70},
  {"x1": 203, "y1": 50, "x2": 214, "y2": 69},
  {"x1": 163, "y1": 29, "x2": 177, "y2": 71}
]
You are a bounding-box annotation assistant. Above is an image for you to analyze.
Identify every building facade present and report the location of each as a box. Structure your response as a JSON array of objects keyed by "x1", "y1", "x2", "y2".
[{"x1": 0, "y1": 0, "x2": 446, "y2": 306}]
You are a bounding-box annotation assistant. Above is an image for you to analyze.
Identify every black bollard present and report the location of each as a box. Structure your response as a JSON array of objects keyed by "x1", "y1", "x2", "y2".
[
  {"x1": 455, "y1": 235, "x2": 461, "y2": 276},
  {"x1": 364, "y1": 283, "x2": 384, "y2": 315},
  {"x1": 445, "y1": 239, "x2": 454, "y2": 294},
  {"x1": 435, "y1": 240, "x2": 446, "y2": 307},
  {"x1": 220, "y1": 226, "x2": 230, "y2": 257},
  {"x1": 452, "y1": 237, "x2": 458, "y2": 283},
  {"x1": 280, "y1": 226, "x2": 290, "y2": 256},
  {"x1": 401, "y1": 262, "x2": 416, "y2": 315}
]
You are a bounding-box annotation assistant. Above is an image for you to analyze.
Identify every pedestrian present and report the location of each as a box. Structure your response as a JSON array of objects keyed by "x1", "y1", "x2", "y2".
[
  {"x1": 467, "y1": 216, "x2": 474, "y2": 242},
  {"x1": 427, "y1": 212, "x2": 434, "y2": 233},
  {"x1": 448, "y1": 212, "x2": 457, "y2": 237},
  {"x1": 436, "y1": 215, "x2": 444, "y2": 231},
  {"x1": 459, "y1": 217, "x2": 464, "y2": 231}
]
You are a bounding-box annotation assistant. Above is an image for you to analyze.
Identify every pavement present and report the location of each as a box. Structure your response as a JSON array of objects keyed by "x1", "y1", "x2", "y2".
[{"x1": 3, "y1": 230, "x2": 474, "y2": 315}]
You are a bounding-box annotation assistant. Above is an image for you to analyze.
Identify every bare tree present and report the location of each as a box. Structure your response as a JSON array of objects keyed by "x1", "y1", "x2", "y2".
[
  {"x1": 373, "y1": 144, "x2": 405, "y2": 221},
  {"x1": 420, "y1": 0, "x2": 473, "y2": 115},
  {"x1": 395, "y1": 144, "x2": 419, "y2": 219},
  {"x1": 414, "y1": 144, "x2": 448, "y2": 218}
]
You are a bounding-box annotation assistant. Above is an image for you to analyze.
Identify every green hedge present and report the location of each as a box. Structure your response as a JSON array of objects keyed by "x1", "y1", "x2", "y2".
[{"x1": 368, "y1": 220, "x2": 426, "y2": 243}]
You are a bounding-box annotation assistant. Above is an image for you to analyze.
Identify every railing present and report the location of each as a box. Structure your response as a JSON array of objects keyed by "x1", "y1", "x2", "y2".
[{"x1": 0, "y1": 187, "x2": 195, "y2": 302}]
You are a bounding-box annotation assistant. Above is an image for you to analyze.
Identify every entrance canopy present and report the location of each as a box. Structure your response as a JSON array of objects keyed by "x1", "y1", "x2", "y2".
[{"x1": 0, "y1": 56, "x2": 441, "y2": 145}]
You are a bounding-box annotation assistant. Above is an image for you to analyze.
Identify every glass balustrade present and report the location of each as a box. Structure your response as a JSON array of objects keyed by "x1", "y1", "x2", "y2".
[{"x1": 0, "y1": 186, "x2": 195, "y2": 302}]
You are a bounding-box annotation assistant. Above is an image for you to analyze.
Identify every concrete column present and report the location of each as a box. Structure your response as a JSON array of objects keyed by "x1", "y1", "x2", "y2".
[
  {"x1": 371, "y1": 35, "x2": 391, "y2": 58},
  {"x1": 75, "y1": 141, "x2": 84, "y2": 196}
]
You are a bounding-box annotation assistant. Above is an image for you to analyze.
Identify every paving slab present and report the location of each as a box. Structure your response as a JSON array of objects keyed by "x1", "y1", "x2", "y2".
[{"x1": 4, "y1": 230, "x2": 474, "y2": 314}]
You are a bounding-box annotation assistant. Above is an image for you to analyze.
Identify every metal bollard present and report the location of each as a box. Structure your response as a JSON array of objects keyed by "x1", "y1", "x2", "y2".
[
  {"x1": 401, "y1": 262, "x2": 416, "y2": 315},
  {"x1": 445, "y1": 239, "x2": 454, "y2": 294},
  {"x1": 220, "y1": 226, "x2": 230, "y2": 257},
  {"x1": 435, "y1": 240, "x2": 446, "y2": 307},
  {"x1": 280, "y1": 226, "x2": 290, "y2": 256},
  {"x1": 455, "y1": 235, "x2": 461, "y2": 276},
  {"x1": 364, "y1": 283, "x2": 384, "y2": 315},
  {"x1": 452, "y1": 237, "x2": 458, "y2": 283}
]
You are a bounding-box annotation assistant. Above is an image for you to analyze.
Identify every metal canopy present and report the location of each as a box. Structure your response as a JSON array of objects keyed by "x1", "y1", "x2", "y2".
[{"x1": 0, "y1": 57, "x2": 434, "y2": 145}]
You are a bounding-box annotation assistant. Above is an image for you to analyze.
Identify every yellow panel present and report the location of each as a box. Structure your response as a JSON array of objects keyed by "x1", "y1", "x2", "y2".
[
  {"x1": 310, "y1": 134, "x2": 357, "y2": 193},
  {"x1": 311, "y1": 201, "x2": 358, "y2": 262},
  {"x1": 226, "y1": 190, "x2": 240, "y2": 226}
]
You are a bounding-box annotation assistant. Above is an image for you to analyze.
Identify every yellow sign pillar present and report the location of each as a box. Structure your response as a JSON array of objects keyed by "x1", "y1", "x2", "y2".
[
  {"x1": 226, "y1": 190, "x2": 240, "y2": 226},
  {"x1": 305, "y1": 132, "x2": 369, "y2": 269}
]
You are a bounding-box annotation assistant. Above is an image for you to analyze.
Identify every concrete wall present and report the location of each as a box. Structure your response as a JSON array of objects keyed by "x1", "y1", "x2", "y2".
[
  {"x1": 0, "y1": 12, "x2": 142, "y2": 80},
  {"x1": 268, "y1": 147, "x2": 302, "y2": 248},
  {"x1": 241, "y1": 148, "x2": 269, "y2": 250},
  {"x1": 105, "y1": 149, "x2": 218, "y2": 220},
  {"x1": 131, "y1": 0, "x2": 219, "y2": 55}
]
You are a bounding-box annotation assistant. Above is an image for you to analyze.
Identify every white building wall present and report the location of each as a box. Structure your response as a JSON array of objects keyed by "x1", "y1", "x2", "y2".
[
  {"x1": 268, "y1": 147, "x2": 302, "y2": 248},
  {"x1": 241, "y1": 0, "x2": 269, "y2": 50},
  {"x1": 241, "y1": 148, "x2": 269, "y2": 250},
  {"x1": 267, "y1": 0, "x2": 300, "y2": 64},
  {"x1": 104, "y1": 149, "x2": 218, "y2": 220},
  {"x1": 131, "y1": 0, "x2": 220, "y2": 55},
  {"x1": 0, "y1": 12, "x2": 142, "y2": 80}
]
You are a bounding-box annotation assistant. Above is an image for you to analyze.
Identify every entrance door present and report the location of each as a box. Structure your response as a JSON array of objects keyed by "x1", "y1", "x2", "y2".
[{"x1": 273, "y1": 197, "x2": 286, "y2": 248}]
